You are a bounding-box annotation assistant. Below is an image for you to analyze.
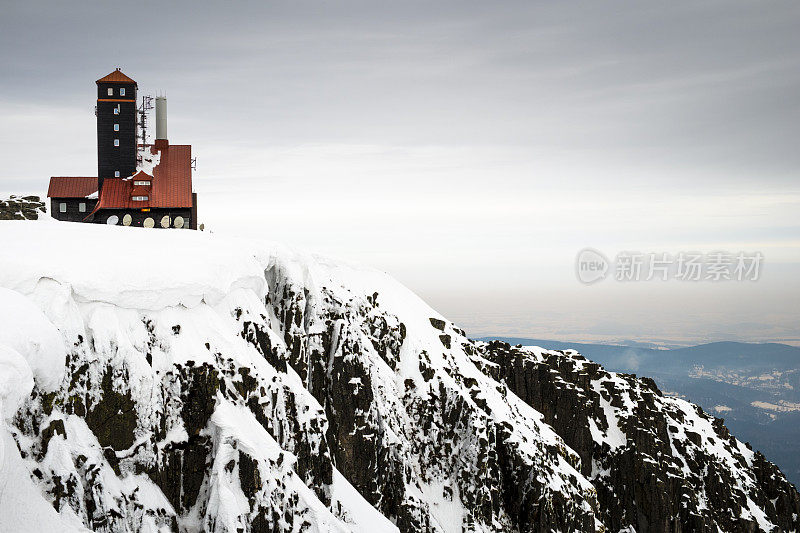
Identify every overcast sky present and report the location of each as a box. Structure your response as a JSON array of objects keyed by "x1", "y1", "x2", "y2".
[{"x1": 2, "y1": 1, "x2": 799, "y2": 345}]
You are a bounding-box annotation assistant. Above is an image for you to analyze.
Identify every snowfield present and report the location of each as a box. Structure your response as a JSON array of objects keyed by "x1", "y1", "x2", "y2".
[
  {"x1": 0, "y1": 221, "x2": 797, "y2": 532},
  {"x1": 0, "y1": 222, "x2": 267, "y2": 311}
]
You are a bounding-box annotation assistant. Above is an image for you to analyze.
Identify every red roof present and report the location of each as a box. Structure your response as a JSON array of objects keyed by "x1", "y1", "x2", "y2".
[
  {"x1": 96, "y1": 69, "x2": 136, "y2": 85},
  {"x1": 96, "y1": 179, "x2": 147, "y2": 209},
  {"x1": 95, "y1": 143, "x2": 193, "y2": 210},
  {"x1": 47, "y1": 177, "x2": 97, "y2": 198},
  {"x1": 152, "y1": 144, "x2": 193, "y2": 208}
]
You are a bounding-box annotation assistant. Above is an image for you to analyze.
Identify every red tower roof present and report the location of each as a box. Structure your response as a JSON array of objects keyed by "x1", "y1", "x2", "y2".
[{"x1": 96, "y1": 68, "x2": 137, "y2": 85}]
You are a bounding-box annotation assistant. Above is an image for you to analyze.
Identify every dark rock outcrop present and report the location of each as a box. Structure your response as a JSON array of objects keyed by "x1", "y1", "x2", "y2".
[
  {"x1": 481, "y1": 340, "x2": 800, "y2": 532},
  {"x1": 0, "y1": 194, "x2": 46, "y2": 220},
  {"x1": 266, "y1": 264, "x2": 602, "y2": 532}
]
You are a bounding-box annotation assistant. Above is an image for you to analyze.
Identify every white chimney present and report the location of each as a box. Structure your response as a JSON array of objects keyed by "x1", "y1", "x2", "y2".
[{"x1": 155, "y1": 96, "x2": 167, "y2": 140}]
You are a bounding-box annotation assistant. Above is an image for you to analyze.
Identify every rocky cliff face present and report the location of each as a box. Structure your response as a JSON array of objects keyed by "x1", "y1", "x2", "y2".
[
  {"x1": 481, "y1": 341, "x2": 800, "y2": 532},
  {"x1": 1, "y1": 222, "x2": 798, "y2": 532}
]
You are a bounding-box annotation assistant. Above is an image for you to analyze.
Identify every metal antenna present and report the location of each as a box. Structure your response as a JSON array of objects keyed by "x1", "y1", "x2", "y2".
[{"x1": 137, "y1": 95, "x2": 154, "y2": 165}]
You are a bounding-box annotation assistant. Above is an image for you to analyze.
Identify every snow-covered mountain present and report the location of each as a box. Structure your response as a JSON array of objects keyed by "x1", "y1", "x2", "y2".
[{"x1": 0, "y1": 220, "x2": 798, "y2": 532}]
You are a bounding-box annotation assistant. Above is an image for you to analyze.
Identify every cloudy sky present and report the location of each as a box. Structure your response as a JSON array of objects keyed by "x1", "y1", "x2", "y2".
[{"x1": 2, "y1": 1, "x2": 799, "y2": 345}]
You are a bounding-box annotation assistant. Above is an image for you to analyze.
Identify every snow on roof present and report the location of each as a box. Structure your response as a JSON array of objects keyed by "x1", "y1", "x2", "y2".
[{"x1": 138, "y1": 145, "x2": 161, "y2": 176}]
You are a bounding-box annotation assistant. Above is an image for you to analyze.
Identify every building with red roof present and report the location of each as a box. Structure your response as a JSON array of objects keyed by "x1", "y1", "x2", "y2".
[
  {"x1": 47, "y1": 177, "x2": 99, "y2": 222},
  {"x1": 47, "y1": 69, "x2": 198, "y2": 229}
]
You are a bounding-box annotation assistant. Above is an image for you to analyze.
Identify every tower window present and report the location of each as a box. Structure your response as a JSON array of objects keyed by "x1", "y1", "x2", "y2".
[
  {"x1": 120, "y1": 88, "x2": 126, "y2": 96},
  {"x1": 114, "y1": 124, "x2": 119, "y2": 131},
  {"x1": 107, "y1": 87, "x2": 113, "y2": 96},
  {"x1": 114, "y1": 139, "x2": 120, "y2": 147},
  {"x1": 115, "y1": 171, "x2": 120, "y2": 177},
  {"x1": 79, "y1": 202, "x2": 86, "y2": 213},
  {"x1": 134, "y1": 180, "x2": 151, "y2": 186},
  {"x1": 59, "y1": 202, "x2": 66, "y2": 213},
  {"x1": 132, "y1": 196, "x2": 149, "y2": 201}
]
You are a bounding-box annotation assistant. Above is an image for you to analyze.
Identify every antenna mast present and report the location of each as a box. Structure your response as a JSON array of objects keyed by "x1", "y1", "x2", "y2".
[{"x1": 137, "y1": 95, "x2": 154, "y2": 165}]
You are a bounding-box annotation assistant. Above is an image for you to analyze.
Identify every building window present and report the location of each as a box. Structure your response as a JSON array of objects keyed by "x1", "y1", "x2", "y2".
[
  {"x1": 120, "y1": 88, "x2": 126, "y2": 96},
  {"x1": 114, "y1": 107, "x2": 120, "y2": 115},
  {"x1": 133, "y1": 180, "x2": 151, "y2": 186},
  {"x1": 114, "y1": 124, "x2": 119, "y2": 131},
  {"x1": 114, "y1": 139, "x2": 120, "y2": 147},
  {"x1": 79, "y1": 202, "x2": 86, "y2": 213},
  {"x1": 59, "y1": 202, "x2": 66, "y2": 213},
  {"x1": 114, "y1": 171, "x2": 120, "y2": 177},
  {"x1": 107, "y1": 87, "x2": 113, "y2": 96},
  {"x1": 132, "y1": 196, "x2": 149, "y2": 201}
]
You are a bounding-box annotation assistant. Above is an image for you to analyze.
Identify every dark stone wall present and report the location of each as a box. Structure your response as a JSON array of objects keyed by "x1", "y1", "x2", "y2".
[
  {"x1": 97, "y1": 83, "x2": 137, "y2": 190},
  {"x1": 50, "y1": 198, "x2": 98, "y2": 222},
  {"x1": 191, "y1": 192, "x2": 198, "y2": 230},
  {"x1": 96, "y1": 82, "x2": 136, "y2": 101}
]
